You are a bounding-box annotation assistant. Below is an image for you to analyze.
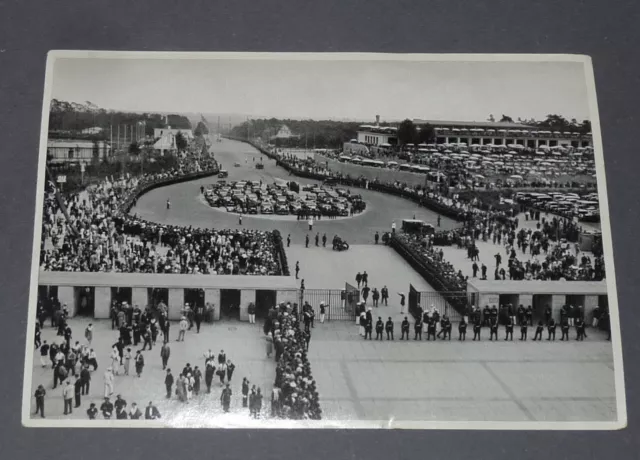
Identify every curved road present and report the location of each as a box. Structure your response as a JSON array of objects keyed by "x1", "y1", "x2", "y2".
[{"x1": 130, "y1": 139, "x2": 459, "y2": 244}]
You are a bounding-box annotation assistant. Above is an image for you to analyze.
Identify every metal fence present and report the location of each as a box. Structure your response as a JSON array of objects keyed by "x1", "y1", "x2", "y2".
[{"x1": 300, "y1": 288, "x2": 357, "y2": 321}]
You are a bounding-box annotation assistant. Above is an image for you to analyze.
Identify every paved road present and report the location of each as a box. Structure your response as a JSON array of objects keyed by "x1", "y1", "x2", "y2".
[{"x1": 130, "y1": 138, "x2": 459, "y2": 244}]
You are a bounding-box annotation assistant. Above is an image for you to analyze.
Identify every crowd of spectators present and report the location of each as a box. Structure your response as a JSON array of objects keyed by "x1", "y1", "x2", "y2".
[
  {"x1": 265, "y1": 304, "x2": 321, "y2": 420},
  {"x1": 39, "y1": 156, "x2": 282, "y2": 275}
]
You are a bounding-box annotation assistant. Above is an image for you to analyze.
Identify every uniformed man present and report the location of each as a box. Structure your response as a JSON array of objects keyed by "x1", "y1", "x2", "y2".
[
  {"x1": 414, "y1": 319, "x2": 423, "y2": 341},
  {"x1": 458, "y1": 319, "x2": 467, "y2": 341},
  {"x1": 100, "y1": 397, "x2": 113, "y2": 419},
  {"x1": 400, "y1": 317, "x2": 410, "y2": 340},
  {"x1": 526, "y1": 305, "x2": 533, "y2": 326},
  {"x1": 381, "y1": 286, "x2": 389, "y2": 306},
  {"x1": 533, "y1": 321, "x2": 544, "y2": 341},
  {"x1": 482, "y1": 305, "x2": 491, "y2": 327},
  {"x1": 505, "y1": 317, "x2": 514, "y2": 341},
  {"x1": 315, "y1": 233, "x2": 319, "y2": 247},
  {"x1": 576, "y1": 318, "x2": 587, "y2": 341},
  {"x1": 560, "y1": 318, "x2": 570, "y2": 341},
  {"x1": 544, "y1": 305, "x2": 552, "y2": 324},
  {"x1": 287, "y1": 234, "x2": 291, "y2": 247},
  {"x1": 305, "y1": 234, "x2": 309, "y2": 248},
  {"x1": 547, "y1": 318, "x2": 557, "y2": 341},
  {"x1": 385, "y1": 317, "x2": 394, "y2": 340},
  {"x1": 489, "y1": 320, "x2": 499, "y2": 341},
  {"x1": 426, "y1": 318, "x2": 437, "y2": 341},
  {"x1": 520, "y1": 320, "x2": 528, "y2": 341},
  {"x1": 164, "y1": 369, "x2": 174, "y2": 398},
  {"x1": 374, "y1": 232, "x2": 379, "y2": 244},
  {"x1": 375, "y1": 317, "x2": 384, "y2": 340},
  {"x1": 322, "y1": 233, "x2": 327, "y2": 247},
  {"x1": 34, "y1": 385, "x2": 46, "y2": 418},
  {"x1": 364, "y1": 317, "x2": 373, "y2": 340},
  {"x1": 473, "y1": 320, "x2": 482, "y2": 341}
]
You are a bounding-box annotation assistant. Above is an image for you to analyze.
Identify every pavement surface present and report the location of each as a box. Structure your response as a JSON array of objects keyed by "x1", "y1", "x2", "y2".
[{"x1": 29, "y1": 318, "x2": 275, "y2": 425}]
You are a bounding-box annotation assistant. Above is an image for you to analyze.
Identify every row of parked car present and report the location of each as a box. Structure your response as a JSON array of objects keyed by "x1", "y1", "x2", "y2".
[
  {"x1": 204, "y1": 179, "x2": 366, "y2": 216},
  {"x1": 514, "y1": 191, "x2": 600, "y2": 222}
]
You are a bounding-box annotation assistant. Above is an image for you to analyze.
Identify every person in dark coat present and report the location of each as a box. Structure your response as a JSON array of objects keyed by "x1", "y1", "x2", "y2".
[
  {"x1": 221, "y1": 385, "x2": 232, "y2": 413},
  {"x1": 135, "y1": 351, "x2": 145, "y2": 377},
  {"x1": 145, "y1": 402, "x2": 161, "y2": 420},
  {"x1": 458, "y1": 319, "x2": 467, "y2": 341},
  {"x1": 426, "y1": 319, "x2": 437, "y2": 341},
  {"x1": 473, "y1": 320, "x2": 481, "y2": 341},
  {"x1": 164, "y1": 369, "x2": 174, "y2": 398},
  {"x1": 87, "y1": 403, "x2": 98, "y2": 420},
  {"x1": 100, "y1": 398, "x2": 113, "y2": 419},
  {"x1": 160, "y1": 342, "x2": 170, "y2": 370},
  {"x1": 242, "y1": 378, "x2": 250, "y2": 408},
  {"x1": 385, "y1": 317, "x2": 394, "y2": 340},
  {"x1": 34, "y1": 385, "x2": 46, "y2": 418},
  {"x1": 226, "y1": 360, "x2": 236, "y2": 382},
  {"x1": 560, "y1": 318, "x2": 570, "y2": 341},
  {"x1": 414, "y1": 319, "x2": 423, "y2": 340},
  {"x1": 520, "y1": 321, "x2": 528, "y2": 341},
  {"x1": 532, "y1": 321, "x2": 544, "y2": 341},
  {"x1": 547, "y1": 318, "x2": 557, "y2": 341},
  {"x1": 489, "y1": 320, "x2": 499, "y2": 341},
  {"x1": 205, "y1": 361, "x2": 215, "y2": 393},
  {"x1": 74, "y1": 376, "x2": 83, "y2": 408},
  {"x1": 114, "y1": 395, "x2": 127, "y2": 419},
  {"x1": 505, "y1": 318, "x2": 514, "y2": 341},
  {"x1": 400, "y1": 317, "x2": 410, "y2": 340},
  {"x1": 375, "y1": 317, "x2": 384, "y2": 340}
]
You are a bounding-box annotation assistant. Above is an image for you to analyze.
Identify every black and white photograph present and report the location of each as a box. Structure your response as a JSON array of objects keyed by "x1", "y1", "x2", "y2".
[{"x1": 21, "y1": 52, "x2": 625, "y2": 429}]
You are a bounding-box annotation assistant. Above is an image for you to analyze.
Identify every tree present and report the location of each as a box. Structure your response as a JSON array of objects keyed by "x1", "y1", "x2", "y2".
[
  {"x1": 175, "y1": 131, "x2": 188, "y2": 151},
  {"x1": 487, "y1": 114, "x2": 495, "y2": 122},
  {"x1": 128, "y1": 142, "x2": 141, "y2": 155},
  {"x1": 194, "y1": 121, "x2": 209, "y2": 136},
  {"x1": 579, "y1": 119, "x2": 592, "y2": 134},
  {"x1": 499, "y1": 115, "x2": 514, "y2": 123},
  {"x1": 417, "y1": 123, "x2": 435, "y2": 144},
  {"x1": 397, "y1": 119, "x2": 418, "y2": 145}
]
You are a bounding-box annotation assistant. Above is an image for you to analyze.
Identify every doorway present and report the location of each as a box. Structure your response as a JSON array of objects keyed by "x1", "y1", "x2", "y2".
[
  {"x1": 75, "y1": 287, "x2": 95, "y2": 317},
  {"x1": 111, "y1": 287, "x2": 132, "y2": 306},
  {"x1": 38, "y1": 285, "x2": 59, "y2": 311},
  {"x1": 255, "y1": 290, "x2": 277, "y2": 318},
  {"x1": 220, "y1": 289, "x2": 241, "y2": 320},
  {"x1": 184, "y1": 288, "x2": 205, "y2": 309},
  {"x1": 148, "y1": 288, "x2": 168, "y2": 309},
  {"x1": 532, "y1": 294, "x2": 552, "y2": 323}
]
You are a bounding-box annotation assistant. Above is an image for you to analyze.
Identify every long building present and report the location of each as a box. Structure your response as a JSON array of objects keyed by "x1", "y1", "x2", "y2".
[{"x1": 355, "y1": 118, "x2": 593, "y2": 149}]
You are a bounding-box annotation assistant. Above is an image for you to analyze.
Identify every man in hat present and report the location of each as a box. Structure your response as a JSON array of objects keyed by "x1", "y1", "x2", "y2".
[
  {"x1": 375, "y1": 317, "x2": 384, "y2": 340},
  {"x1": 164, "y1": 369, "x2": 174, "y2": 398},
  {"x1": 160, "y1": 341, "x2": 170, "y2": 370},
  {"x1": 145, "y1": 401, "x2": 161, "y2": 420},
  {"x1": 385, "y1": 317, "x2": 394, "y2": 340},
  {"x1": 34, "y1": 385, "x2": 46, "y2": 418},
  {"x1": 100, "y1": 397, "x2": 113, "y2": 419},
  {"x1": 177, "y1": 316, "x2": 188, "y2": 342},
  {"x1": 400, "y1": 317, "x2": 410, "y2": 340}
]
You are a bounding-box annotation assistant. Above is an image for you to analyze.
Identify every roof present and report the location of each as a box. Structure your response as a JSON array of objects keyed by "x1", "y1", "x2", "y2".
[
  {"x1": 39, "y1": 271, "x2": 299, "y2": 290},
  {"x1": 466, "y1": 279, "x2": 607, "y2": 295},
  {"x1": 153, "y1": 132, "x2": 177, "y2": 150},
  {"x1": 413, "y1": 119, "x2": 539, "y2": 130}
]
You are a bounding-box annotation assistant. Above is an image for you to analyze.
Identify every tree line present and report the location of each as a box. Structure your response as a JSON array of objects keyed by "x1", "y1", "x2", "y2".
[{"x1": 48, "y1": 99, "x2": 192, "y2": 139}]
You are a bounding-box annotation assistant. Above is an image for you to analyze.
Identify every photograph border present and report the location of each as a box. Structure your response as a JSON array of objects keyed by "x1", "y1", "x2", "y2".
[{"x1": 21, "y1": 51, "x2": 627, "y2": 430}]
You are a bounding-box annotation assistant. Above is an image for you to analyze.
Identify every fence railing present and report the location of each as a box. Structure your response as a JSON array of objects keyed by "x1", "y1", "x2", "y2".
[{"x1": 301, "y1": 289, "x2": 356, "y2": 321}]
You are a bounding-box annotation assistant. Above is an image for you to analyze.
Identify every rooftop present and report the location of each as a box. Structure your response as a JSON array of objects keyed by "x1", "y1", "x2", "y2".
[
  {"x1": 467, "y1": 279, "x2": 608, "y2": 295},
  {"x1": 413, "y1": 119, "x2": 539, "y2": 130}
]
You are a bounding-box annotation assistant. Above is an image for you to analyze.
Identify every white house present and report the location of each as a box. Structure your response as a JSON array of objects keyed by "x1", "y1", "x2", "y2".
[
  {"x1": 270, "y1": 125, "x2": 298, "y2": 140},
  {"x1": 153, "y1": 127, "x2": 194, "y2": 140},
  {"x1": 153, "y1": 132, "x2": 178, "y2": 156}
]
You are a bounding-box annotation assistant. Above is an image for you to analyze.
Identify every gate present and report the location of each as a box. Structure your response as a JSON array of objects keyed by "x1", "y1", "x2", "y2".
[
  {"x1": 415, "y1": 291, "x2": 471, "y2": 322},
  {"x1": 409, "y1": 284, "x2": 420, "y2": 319},
  {"x1": 301, "y1": 289, "x2": 354, "y2": 321}
]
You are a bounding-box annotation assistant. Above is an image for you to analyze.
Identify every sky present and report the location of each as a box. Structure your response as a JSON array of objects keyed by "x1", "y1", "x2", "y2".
[{"x1": 50, "y1": 56, "x2": 592, "y2": 123}]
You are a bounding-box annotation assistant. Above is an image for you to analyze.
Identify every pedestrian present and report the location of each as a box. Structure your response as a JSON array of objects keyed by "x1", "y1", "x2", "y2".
[
  {"x1": 356, "y1": 272, "x2": 362, "y2": 289},
  {"x1": 74, "y1": 376, "x2": 83, "y2": 408},
  {"x1": 145, "y1": 402, "x2": 161, "y2": 420},
  {"x1": 86, "y1": 402, "x2": 98, "y2": 419},
  {"x1": 414, "y1": 319, "x2": 423, "y2": 341},
  {"x1": 374, "y1": 231, "x2": 379, "y2": 244},
  {"x1": 322, "y1": 233, "x2": 327, "y2": 247},
  {"x1": 560, "y1": 319, "x2": 570, "y2": 341},
  {"x1": 385, "y1": 317, "x2": 394, "y2": 340},
  {"x1": 123, "y1": 347, "x2": 132, "y2": 376},
  {"x1": 104, "y1": 367, "x2": 114, "y2": 398},
  {"x1": 265, "y1": 333, "x2": 273, "y2": 358},
  {"x1": 80, "y1": 364, "x2": 91, "y2": 395},
  {"x1": 165, "y1": 369, "x2": 174, "y2": 398},
  {"x1": 473, "y1": 320, "x2": 481, "y2": 341},
  {"x1": 39, "y1": 341, "x2": 49, "y2": 368},
  {"x1": 315, "y1": 233, "x2": 319, "y2": 246},
  {"x1": 177, "y1": 316, "x2": 188, "y2": 341},
  {"x1": 242, "y1": 378, "x2": 250, "y2": 407},
  {"x1": 576, "y1": 318, "x2": 587, "y2": 341},
  {"x1": 221, "y1": 384, "x2": 232, "y2": 413},
  {"x1": 489, "y1": 320, "x2": 499, "y2": 341},
  {"x1": 185, "y1": 373, "x2": 195, "y2": 401},
  {"x1": 135, "y1": 351, "x2": 145, "y2": 377},
  {"x1": 100, "y1": 398, "x2": 113, "y2": 419},
  {"x1": 287, "y1": 234, "x2": 291, "y2": 247},
  {"x1": 115, "y1": 395, "x2": 127, "y2": 419},
  {"x1": 295, "y1": 261, "x2": 300, "y2": 279},
  {"x1": 217, "y1": 361, "x2": 227, "y2": 385},
  {"x1": 160, "y1": 342, "x2": 170, "y2": 370},
  {"x1": 110, "y1": 347, "x2": 120, "y2": 375},
  {"x1": 129, "y1": 402, "x2": 142, "y2": 420},
  {"x1": 397, "y1": 292, "x2": 406, "y2": 314},
  {"x1": 62, "y1": 381, "x2": 74, "y2": 415},
  {"x1": 248, "y1": 302, "x2": 256, "y2": 324},
  {"x1": 305, "y1": 234, "x2": 309, "y2": 248},
  {"x1": 319, "y1": 302, "x2": 326, "y2": 323},
  {"x1": 372, "y1": 288, "x2": 379, "y2": 307},
  {"x1": 34, "y1": 385, "x2": 46, "y2": 418},
  {"x1": 226, "y1": 360, "x2": 236, "y2": 382},
  {"x1": 84, "y1": 323, "x2": 93, "y2": 345},
  {"x1": 204, "y1": 360, "x2": 215, "y2": 393}
]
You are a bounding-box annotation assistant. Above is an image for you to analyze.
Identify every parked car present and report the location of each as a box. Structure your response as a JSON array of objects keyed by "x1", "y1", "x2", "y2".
[
  {"x1": 218, "y1": 170, "x2": 229, "y2": 178},
  {"x1": 275, "y1": 204, "x2": 289, "y2": 215}
]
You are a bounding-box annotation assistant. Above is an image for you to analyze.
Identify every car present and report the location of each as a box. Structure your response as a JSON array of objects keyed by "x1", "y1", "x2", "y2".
[
  {"x1": 289, "y1": 202, "x2": 302, "y2": 213},
  {"x1": 218, "y1": 170, "x2": 229, "y2": 178},
  {"x1": 262, "y1": 204, "x2": 274, "y2": 214},
  {"x1": 275, "y1": 204, "x2": 289, "y2": 215},
  {"x1": 234, "y1": 162, "x2": 241, "y2": 167},
  {"x1": 247, "y1": 206, "x2": 258, "y2": 215},
  {"x1": 256, "y1": 163, "x2": 264, "y2": 169},
  {"x1": 225, "y1": 205, "x2": 236, "y2": 212}
]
